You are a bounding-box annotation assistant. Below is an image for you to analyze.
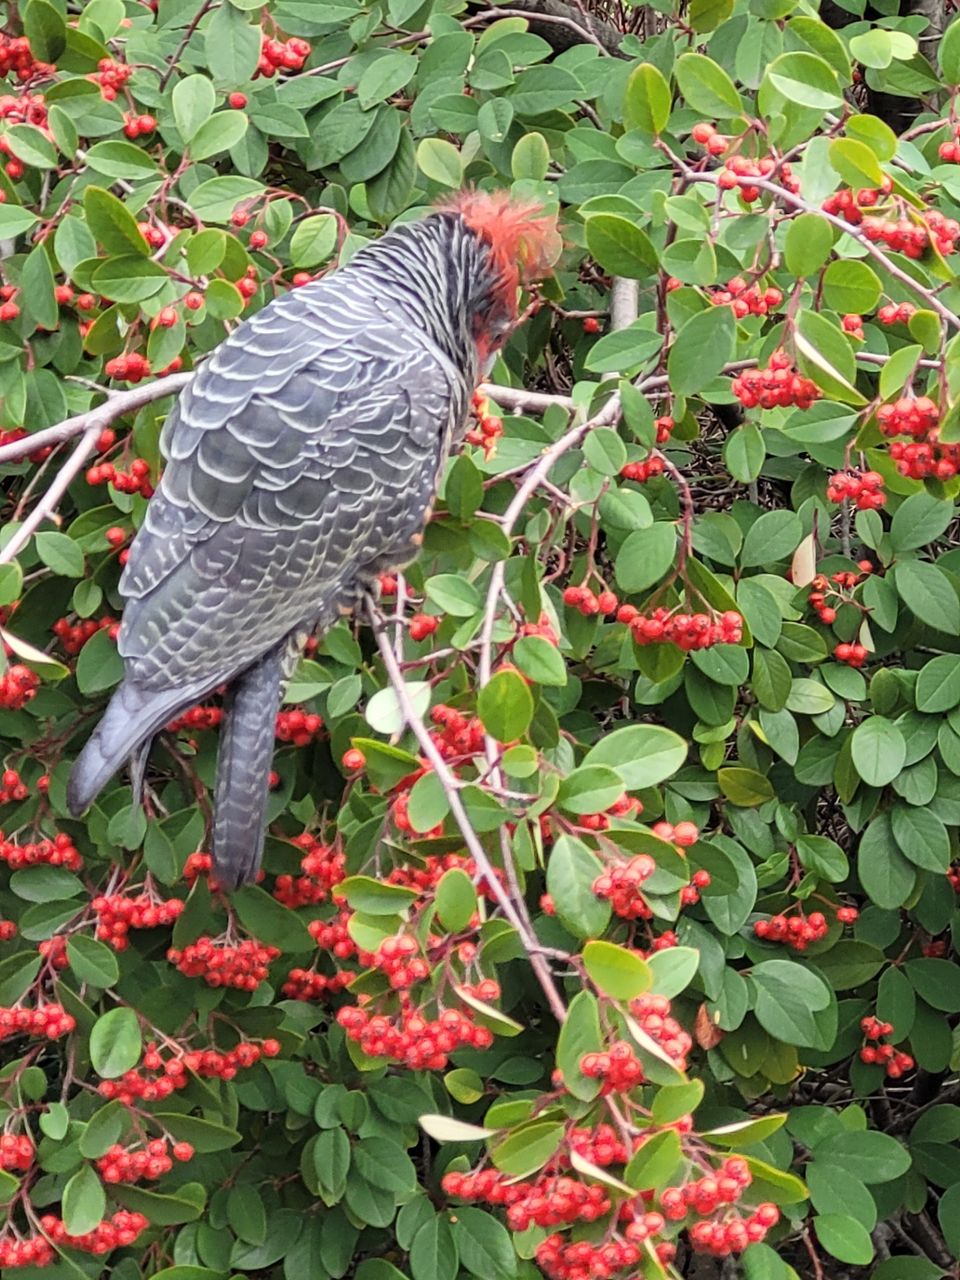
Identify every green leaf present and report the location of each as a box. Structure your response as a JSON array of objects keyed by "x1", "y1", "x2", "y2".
[
  {"x1": 90, "y1": 1007, "x2": 142, "y2": 1079},
  {"x1": 766, "y1": 52, "x2": 844, "y2": 109},
  {"x1": 5, "y1": 124, "x2": 57, "y2": 169},
  {"x1": 624, "y1": 1129, "x2": 682, "y2": 1190},
  {"x1": 893, "y1": 561, "x2": 960, "y2": 633},
  {"x1": 557, "y1": 765, "x2": 624, "y2": 815},
  {"x1": 491, "y1": 1120, "x2": 564, "y2": 1177},
  {"x1": 66, "y1": 935, "x2": 119, "y2": 987},
  {"x1": 417, "y1": 138, "x2": 463, "y2": 187},
  {"x1": 829, "y1": 137, "x2": 884, "y2": 188},
  {"x1": 477, "y1": 668, "x2": 534, "y2": 742},
  {"x1": 84, "y1": 186, "x2": 149, "y2": 256},
  {"x1": 546, "y1": 836, "x2": 610, "y2": 941},
  {"x1": 188, "y1": 110, "x2": 249, "y2": 161},
  {"x1": 555, "y1": 990, "x2": 603, "y2": 1101},
  {"x1": 784, "y1": 213, "x2": 833, "y2": 277},
  {"x1": 583, "y1": 940, "x2": 652, "y2": 1000},
  {"x1": 23, "y1": 0, "x2": 67, "y2": 63},
  {"x1": 668, "y1": 305, "x2": 736, "y2": 397},
  {"x1": 585, "y1": 215, "x2": 657, "y2": 278},
  {"x1": 92, "y1": 255, "x2": 168, "y2": 303},
  {"x1": 942, "y1": 15, "x2": 960, "y2": 83},
  {"x1": 75, "y1": 627, "x2": 124, "y2": 695},
  {"x1": 850, "y1": 716, "x2": 905, "y2": 787},
  {"x1": 153, "y1": 1113, "x2": 242, "y2": 1153},
  {"x1": 435, "y1": 868, "x2": 477, "y2": 932},
  {"x1": 889, "y1": 492, "x2": 956, "y2": 552},
  {"x1": 366, "y1": 681, "x2": 431, "y2": 734},
  {"x1": 205, "y1": 2, "x2": 262, "y2": 84},
  {"x1": 84, "y1": 140, "x2": 159, "y2": 179},
  {"x1": 647, "y1": 946, "x2": 699, "y2": 999},
  {"x1": 752, "y1": 959, "x2": 833, "y2": 1048},
  {"x1": 232, "y1": 884, "x2": 314, "y2": 950},
  {"x1": 0, "y1": 205, "x2": 39, "y2": 238},
  {"x1": 452, "y1": 1207, "x2": 516, "y2": 1280},
  {"x1": 916, "y1": 655, "x2": 960, "y2": 712},
  {"x1": 172, "y1": 74, "x2": 216, "y2": 142},
  {"x1": 795, "y1": 310, "x2": 864, "y2": 404},
  {"x1": 904, "y1": 958, "x2": 960, "y2": 1012},
  {"x1": 718, "y1": 766, "x2": 774, "y2": 805},
  {"x1": 425, "y1": 574, "x2": 481, "y2": 617},
  {"x1": 822, "y1": 260, "x2": 881, "y2": 314},
  {"x1": 584, "y1": 325, "x2": 662, "y2": 374},
  {"x1": 358, "y1": 51, "x2": 416, "y2": 109},
  {"x1": 583, "y1": 724, "x2": 687, "y2": 790},
  {"x1": 63, "y1": 1164, "x2": 107, "y2": 1237},
  {"x1": 740, "y1": 510, "x2": 801, "y2": 568},
  {"x1": 290, "y1": 214, "x2": 338, "y2": 269},
  {"x1": 513, "y1": 635, "x2": 566, "y2": 686},
  {"x1": 814, "y1": 1215, "x2": 874, "y2": 1265},
  {"x1": 615, "y1": 522, "x2": 677, "y2": 592},
  {"x1": 891, "y1": 803, "x2": 950, "y2": 872},
  {"x1": 511, "y1": 132, "x2": 550, "y2": 182},
  {"x1": 812, "y1": 1130, "x2": 911, "y2": 1183},
  {"x1": 110, "y1": 1183, "x2": 205, "y2": 1226},
  {"x1": 623, "y1": 63, "x2": 671, "y2": 134},
  {"x1": 674, "y1": 53, "x2": 743, "y2": 118},
  {"x1": 410, "y1": 1215, "x2": 458, "y2": 1280},
  {"x1": 35, "y1": 530, "x2": 85, "y2": 578}
]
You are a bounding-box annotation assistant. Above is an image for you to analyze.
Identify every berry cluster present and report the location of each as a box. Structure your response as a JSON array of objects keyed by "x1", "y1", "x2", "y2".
[
  {"x1": 0, "y1": 663, "x2": 38, "y2": 709},
  {"x1": 274, "y1": 707, "x2": 323, "y2": 745},
  {"x1": 618, "y1": 605, "x2": 744, "y2": 651},
  {"x1": 92, "y1": 893, "x2": 185, "y2": 950},
  {"x1": 0, "y1": 1132, "x2": 33, "y2": 1171},
  {"x1": 821, "y1": 180, "x2": 891, "y2": 225},
  {"x1": 581, "y1": 1041, "x2": 645, "y2": 1092},
  {"x1": 281, "y1": 967, "x2": 355, "y2": 1000},
  {"x1": 122, "y1": 112, "x2": 156, "y2": 139},
  {"x1": 732, "y1": 351, "x2": 820, "y2": 410},
  {"x1": 0, "y1": 1003, "x2": 75, "y2": 1040},
  {"x1": 826, "y1": 469, "x2": 885, "y2": 510},
  {"x1": 835, "y1": 641, "x2": 869, "y2": 668},
  {"x1": 443, "y1": 1169, "x2": 611, "y2": 1231},
  {"x1": 53, "y1": 615, "x2": 119, "y2": 654},
  {"x1": 0, "y1": 769, "x2": 27, "y2": 804},
  {"x1": 661, "y1": 1158, "x2": 753, "y2": 1219},
  {"x1": 938, "y1": 123, "x2": 960, "y2": 163},
  {"x1": 878, "y1": 301, "x2": 916, "y2": 325},
  {"x1": 105, "y1": 352, "x2": 151, "y2": 383},
  {"x1": 582, "y1": 315, "x2": 602, "y2": 333},
  {"x1": 717, "y1": 154, "x2": 798, "y2": 204},
  {"x1": 630, "y1": 993, "x2": 692, "y2": 1069},
  {"x1": 0, "y1": 35, "x2": 51, "y2": 82},
  {"x1": 567, "y1": 1124, "x2": 631, "y2": 1167},
  {"x1": 622, "y1": 455, "x2": 666, "y2": 482},
  {"x1": 680, "y1": 868, "x2": 712, "y2": 906},
  {"x1": 0, "y1": 425, "x2": 52, "y2": 462},
  {"x1": 691, "y1": 121, "x2": 729, "y2": 156},
  {"x1": 167, "y1": 705, "x2": 222, "y2": 732},
  {"x1": 754, "y1": 910, "x2": 827, "y2": 950},
  {"x1": 337, "y1": 1002, "x2": 493, "y2": 1070},
  {"x1": 688, "y1": 1206, "x2": 780, "y2": 1255},
  {"x1": 877, "y1": 395, "x2": 939, "y2": 438},
  {"x1": 536, "y1": 1232, "x2": 673, "y2": 1280},
  {"x1": 710, "y1": 278, "x2": 782, "y2": 318},
  {"x1": 862, "y1": 210, "x2": 959, "y2": 258},
  {"x1": 860, "y1": 1015, "x2": 914, "y2": 1077},
  {"x1": 97, "y1": 1137, "x2": 193, "y2": 1183},
  {"x1": 889, "y1": 438, "x2": 960, "y2": 481},
  {"x1": 273, "y1": 834, "x2": 346, "y2": 907},
  {"x1": 86, "y1": 456, "x2": 154, "y2": 496},
  {"x1": 0, "y1": 919, "x2": 15, "y2": 941},
  {"x1": 369, "y1": 935, "x2": 432, "y2": 990},
  {"x1": 592, "y1": 854, "x2": 655, "y2": 918},
  {"x1": 409, "y1": 613, "x2": 438, "y2": 641},
  {"x1": 256, "y1": 35, "x2": 311, "y2": 76},
  {"x1": 842, "y1": 313, "x2": 865, "y2": 340},
  {"x1": 38, "y1": 936, "x2": 67, "y2": 970},
  {"x1": 98, "y1": 1038, "x2": 280, "y2": 1104},
  {"x1": 466, "y1": 390, "x2": 503, "y2": 456},
  {"x1": 0, "y1": 832, "x2": 81, "y2": 871},
  {"x1": 563, "y1": 584, "x2": 619, "y2": 616},
  {"x1": 429, "y1": 703, "x2": 487, "y2": 759},
  {"x1": 92, "y1": 57, "x2": 133, "y2": 99},
  {"x1": 167, "y1": 937, "x2": 280, "y2": 990}
]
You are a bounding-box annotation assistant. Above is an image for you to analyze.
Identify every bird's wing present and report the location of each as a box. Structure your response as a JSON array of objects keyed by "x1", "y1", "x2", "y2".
[{"x1": 118, "y1": 285, "x2": 456, "y2": 692}]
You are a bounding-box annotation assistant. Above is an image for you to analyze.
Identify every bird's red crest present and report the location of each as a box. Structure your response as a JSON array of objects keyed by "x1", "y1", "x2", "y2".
[{"x1": 441, "y1": 189, "x2": 560, "y2": 304}]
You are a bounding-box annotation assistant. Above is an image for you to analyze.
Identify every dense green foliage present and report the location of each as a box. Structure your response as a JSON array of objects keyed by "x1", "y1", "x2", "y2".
[{"x1": 2, "y1": 1, "x2": 960, "y2": 1279}]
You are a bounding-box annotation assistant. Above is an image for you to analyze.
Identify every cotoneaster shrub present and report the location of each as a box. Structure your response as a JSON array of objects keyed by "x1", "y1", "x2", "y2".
[{"x1": 0, "y1": 3, "x2": 959, "y2": 1280}]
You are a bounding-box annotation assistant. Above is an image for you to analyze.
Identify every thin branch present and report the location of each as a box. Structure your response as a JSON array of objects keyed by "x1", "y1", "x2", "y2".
[
  {"x1": 0, "y1": 425, "x2": 103, "y2": 565},
  {"x1": 464, "y1": 5, "x2": 612, "y2": 53},
  {"x1": 0, "y1": 373, "x2": 192, "y2": 467},
  {"x1": 365, "y1": 595, "x2": 568, "y2": 1024}
]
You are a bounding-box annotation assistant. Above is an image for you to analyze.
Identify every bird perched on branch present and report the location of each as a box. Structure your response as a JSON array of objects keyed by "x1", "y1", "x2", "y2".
[{"x1": 67, "y1": 190, "x2": 559, "y2": 889}]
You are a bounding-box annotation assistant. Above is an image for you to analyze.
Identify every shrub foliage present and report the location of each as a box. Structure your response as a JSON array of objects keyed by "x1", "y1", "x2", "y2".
[{"x1": 1, "y1": 1, "x2": 960, "y2": 1279}]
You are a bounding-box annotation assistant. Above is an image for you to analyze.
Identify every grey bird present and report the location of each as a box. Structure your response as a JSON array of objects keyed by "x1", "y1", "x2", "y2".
[{"x1": 67, "y1": 191, "x2": 557, "y2": 889}]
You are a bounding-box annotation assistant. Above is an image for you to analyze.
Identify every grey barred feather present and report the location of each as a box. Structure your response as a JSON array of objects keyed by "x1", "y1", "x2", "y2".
[{"x1": 67, "y1": 210, "x2": 504, "y2": 887}]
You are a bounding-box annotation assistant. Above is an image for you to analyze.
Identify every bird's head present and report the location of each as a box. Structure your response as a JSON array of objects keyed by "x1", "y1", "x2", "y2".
[{"x1": 440, "y1": 189, "x2": 560, "y2": 364}]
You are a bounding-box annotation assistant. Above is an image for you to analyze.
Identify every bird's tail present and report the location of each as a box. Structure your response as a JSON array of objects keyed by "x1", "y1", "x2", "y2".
[
  {"x1": 212, "y1": 632, "x2": 304, "y2": 890},
  {"x1": 67, "y1": 678, "x2": 209, "y2": 817}
]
